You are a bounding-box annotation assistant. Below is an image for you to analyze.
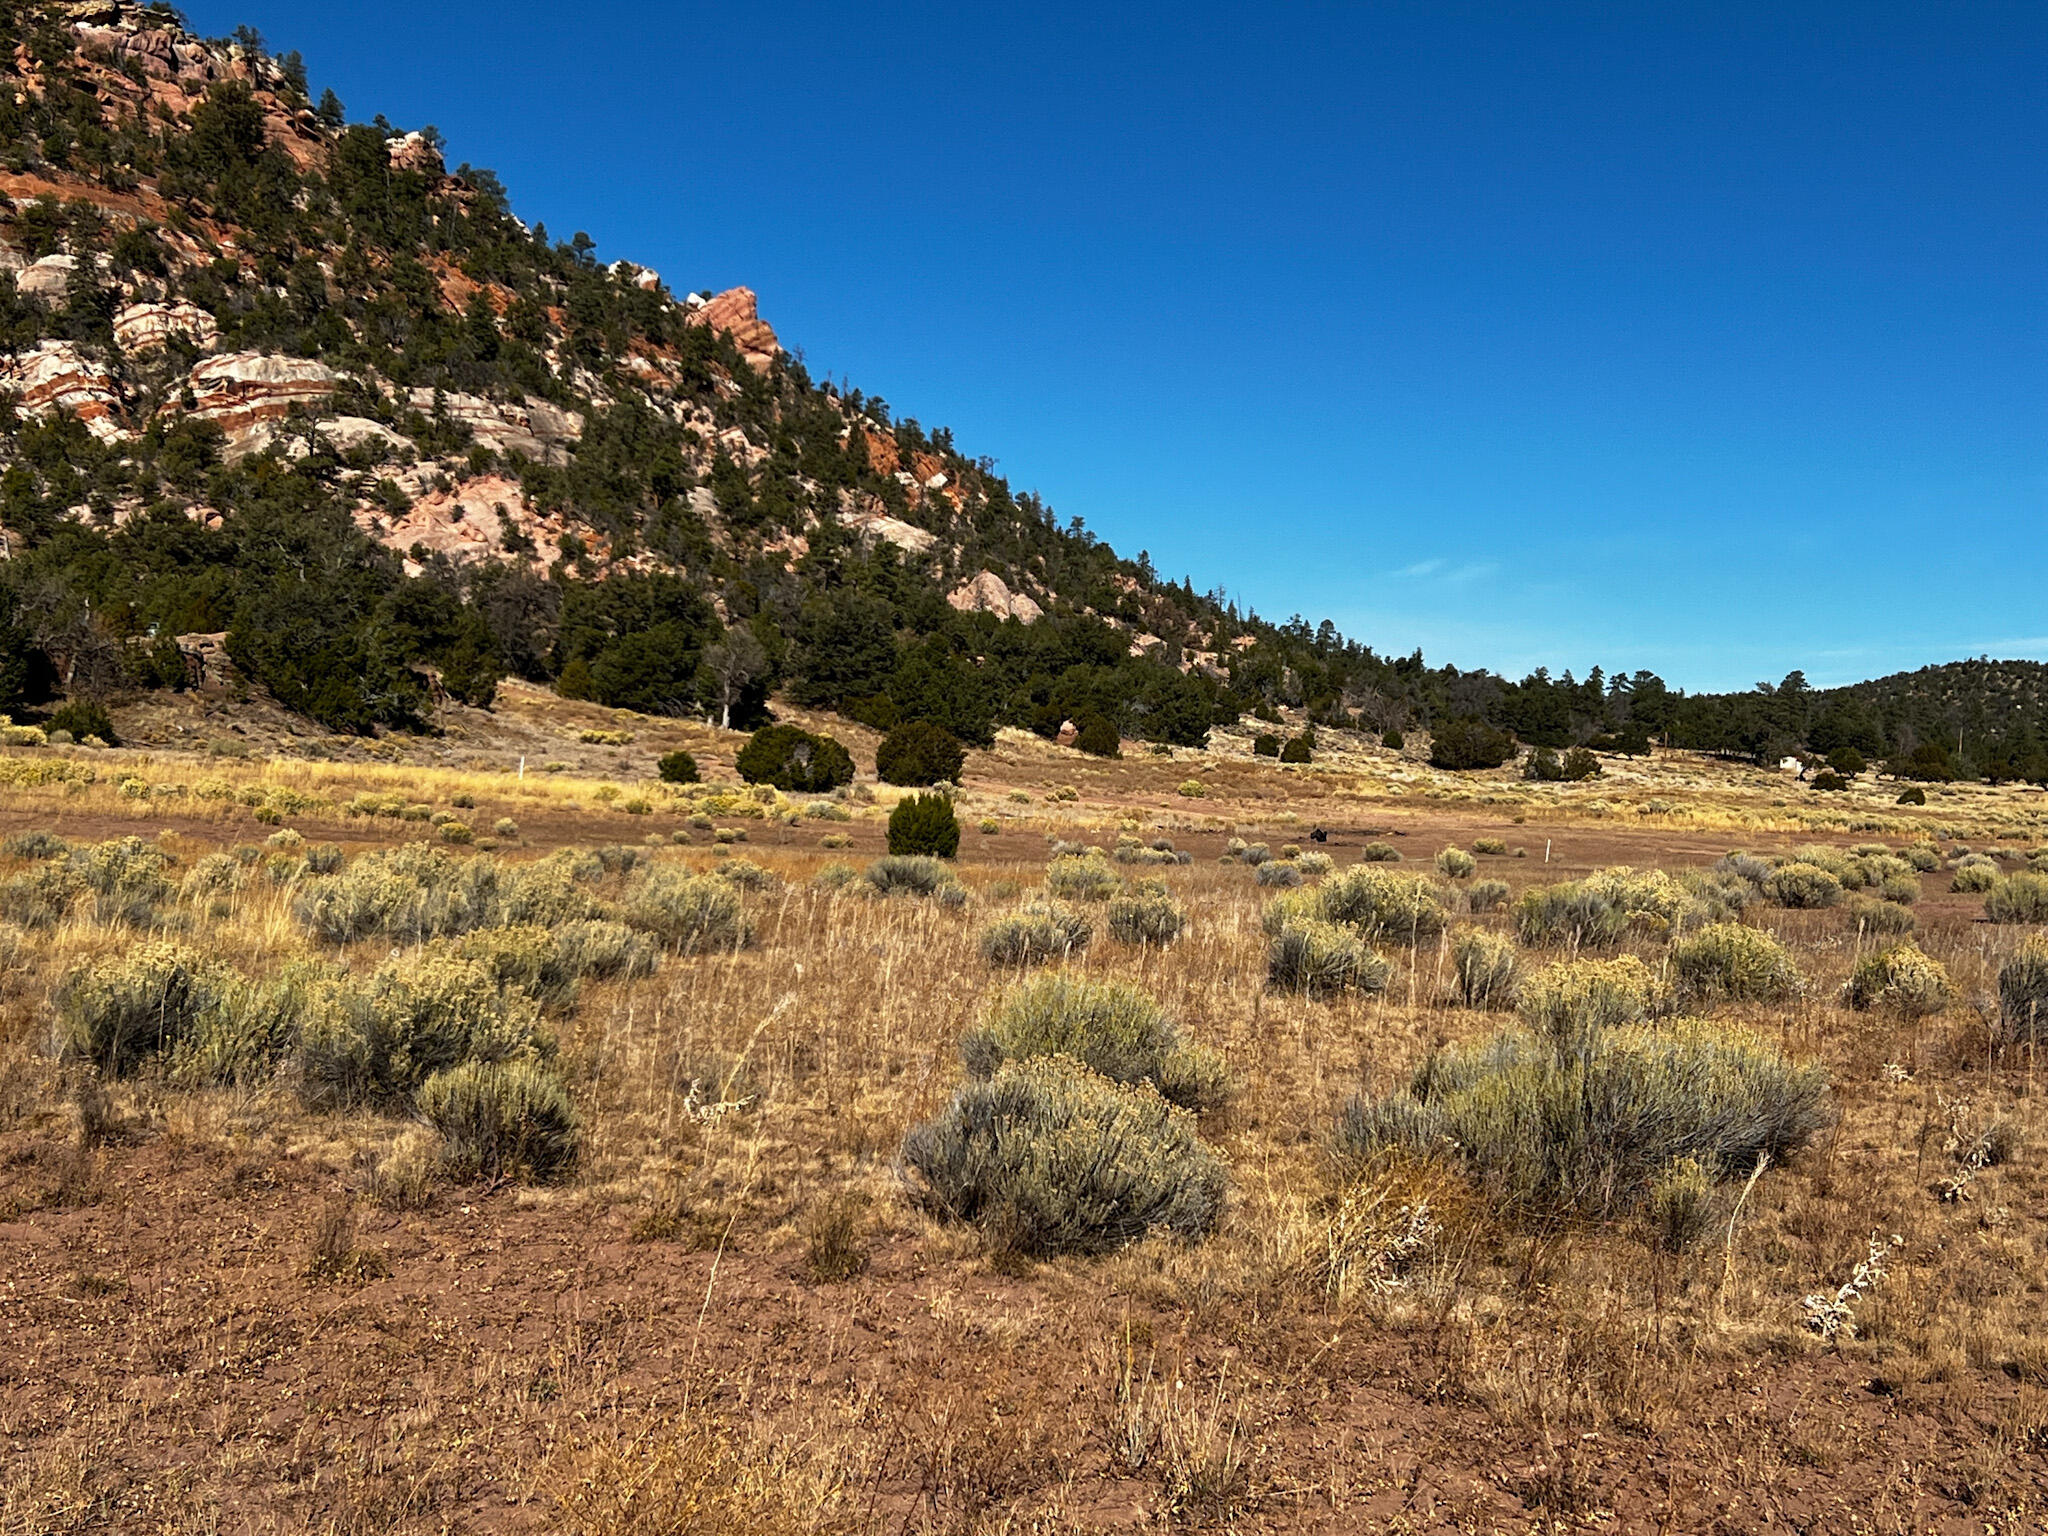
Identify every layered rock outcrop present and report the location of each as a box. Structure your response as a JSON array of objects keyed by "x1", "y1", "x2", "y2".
[
  {"x1": 185, "y1": 352, "x2": 337, "y2": 436},
  {"x1": 404, "y1": 389, "x2": 583, "y2": 463},
  {"x1": 1, "y1": 341, "x2": 122, "y2": 437},
  {"x1": 113, "y1": 300, "x2": 218, "y2": 353},
  {"x1": 684, "y1": 287, "x2": 781, "y2": 373}
]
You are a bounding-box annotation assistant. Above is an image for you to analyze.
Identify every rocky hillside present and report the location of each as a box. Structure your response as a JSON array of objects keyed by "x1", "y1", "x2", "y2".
[
  {"x1": 0, "y1": 1, "x2": 2040, "y2": 781},
  {"x1": 0, "y1": 0, "x2": 1244, "y2": 742}
]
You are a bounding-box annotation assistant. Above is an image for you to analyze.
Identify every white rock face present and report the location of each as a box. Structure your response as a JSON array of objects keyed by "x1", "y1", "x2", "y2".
[
  {"x1": 404, "y1": 389, "x2": 584, "y2": 463},
  {"x1": 16, "y1": 254, "x2": 77, "y2": 303},
  {"x1": 114, "y1": 300, "x2": 219, "y2": 353},
  {"x1": 947, "y1": 569, "x2": 1043, "y2": 624},
  {"x1": 846, "y1": 510, "x2": 938, "y2": 556}
]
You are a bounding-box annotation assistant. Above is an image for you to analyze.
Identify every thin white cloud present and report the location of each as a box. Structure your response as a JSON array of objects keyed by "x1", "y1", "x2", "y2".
[{"x1": 1393, "y1": 558, "x2": 1446, "y2": 579}]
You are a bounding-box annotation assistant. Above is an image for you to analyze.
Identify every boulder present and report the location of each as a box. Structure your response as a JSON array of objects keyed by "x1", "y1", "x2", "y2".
[
  {"x1": 1056, "y1": 719, "x2": 1080, "y2": 748},
  {"x1": 844, "y1": 509, "x2": 937, "y2": 556}
]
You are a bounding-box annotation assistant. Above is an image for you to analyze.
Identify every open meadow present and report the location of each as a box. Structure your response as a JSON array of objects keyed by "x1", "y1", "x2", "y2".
[{"x1": 5, "y1": 698, "x2": 2048, "y2": 1534}]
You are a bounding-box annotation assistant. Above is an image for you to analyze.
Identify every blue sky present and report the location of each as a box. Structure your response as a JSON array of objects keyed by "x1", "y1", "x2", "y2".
[{"x1": 184, "y1": 1, "x2": 2046, "y2": 692}]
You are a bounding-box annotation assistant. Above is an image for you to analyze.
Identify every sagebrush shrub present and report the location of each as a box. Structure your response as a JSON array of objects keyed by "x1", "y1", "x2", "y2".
[
  {"x1": 1297, "y1": 851, "x2": 1334, "y2": 877},
  {"x1": 1998, "y1": 937, "x2": 2048, "y2": 1043},
  {"x1": 902, "y1": 1056, "x2": 1226, "y2": 1257},
  {"x1": 979, "y1": 903, "x2": 1092, "y2": 967},
  {"x1": 552, "y1": 918, "x2": 658, "y2": 981},
  {"x1": 296, "y1": 843, "x2": 505, "y2": 944},
  {"x1": 1952, "y1": 861, "x2": 1998, "y2": 894},
  {"x1": 864, "y1": 854, "x2": 958, "y2": 899},
  {"x1": 1516, "y1": 955, "x2": 1656, "y2": 1054},
  {"x1": 621, "y1": 866, "x2": 753, "y2": 952},
  {"x1": 960, "y1": 973, "x2": 1228, "y2": 1111},
  {"x1": 1267, "y1": 919, "x2": 1390, "y2": 998},
  {"x1": 1467, "y1": 878, "x2": 1511, "y2": 913},
  {"x1": 1106, "y1": 890, "x2": 1185, "y2": 946},
  {"x1": 1255, "y1": 860, "x2": 1304, "y2": 888},
  {"x1": 418, "y1": 1059, "x2": 578, "y2": 1180},
  {"x1": 1436, "y1": 847, "x2": 1477, "y2": 879},
  {"x1": 455, "y1": 925, "x2": 579, "y2": 1010},
  {"x1": 1848, "y1": 896, "x2": 1917, "y2": 937},
  {"x1": 1648, "y1": 1156, "x2": 1716, "y2": 1253},
  {"x1": 1451, "y1": 928, "x2": 1518, "y2": 1009},
  {"x1": 656, "y1": 750, "x2": 699, "y2": 784},
  {"x1": 1670, "y1": 923, "x2": 1800, "y2": 1004},
  {"x1": 1986, "y1": 872, "x2": 2048, "y2": 924},
  {"x1": 1046, "y1": 852, "x2": 1121, "y2": 902},
  {"x1": 1513, "y1": 881, "x2": 1627, "y2": 949},
  {"x1": 0, "y1": 861, "x2": 81, "y2": 928},
  {"x1": 1844, "y1": 942, "x2": 1951, "y2": 1018},
  {"x1": 55, "y1": 941, "x2": 231, "y2": 1075},
  {"x1": 1765, "y1": 862, "x2": 1845, "y2": 909},
  {"x1": 1340, "y1": 1019, "x2": 1829, "y2": 1217},
  {"x1": 75, "y1": 836, "x2": 172, "y2": 926},
  {"x1": 1317, "y1": 866, "x2": 1452, "y2": 943},
  {"x1": 1359, "y1": 841, "x2": 1402, "y2": 863}
]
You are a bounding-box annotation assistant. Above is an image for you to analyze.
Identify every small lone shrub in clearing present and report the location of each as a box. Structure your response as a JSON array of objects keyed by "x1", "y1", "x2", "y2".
[
  {"x1": 1360, "y1": 841, "x2": 1401, "y2": 863},
  {"x1": 1252, "y1": 733, "x2": 1280, "y2": 757},
  {"x1": 1468, "y1": 878, "x2": 1511, "y2": 913},
  {"x1": 1451, "y1": 928, "x2": 1518, "y2": 1009},
  {"x1": 1473, "y1": 837, "x2": 1508, "y2": 856},
  {"x1": 1845, "y1": 942, "x2": 1951, "y2": 1018},
  {"x1": 887, "y1": 792, "x2": 961, "y2": 857},
  {"x1": 1280, "y1": 735, "x2": 1312, "y2": 764},
  {"x1": 1255, "y1": 860, "x2": 1304, "y2": 888},
  {"x1": 863, "y1": 854, "x2": 958, "y2": 898},
  {"x1": 1046, "y1": 852, "x2": 1121, "y2": 902},
  {"x1": 55, "y1": 942, "x2": 230, "y2": 1076},
  {"x1": 876, "y1": 721, "x2": 966, "y2": 787},
  {"x1": 621, "y1": 867, "x2": 753, "y2": 953},
  {"x1": 1765, "y1": 862, "x2": 1845, "y2": 909},
  {"x1": 734, "y1": 725, "x2": 854, "y2": 792},
  {"x1": 1997, "y1": 937, "x2": 2048, "y2": 1044},
  {"x1": 1670, "y1": 923, "x2": 1800, "y2": 1005},
  {"x1": 902, "y1": 1056, "x2": 1226, "y2": 1258},
  {"x1": 1267, "y1": 919, "x2": 1390, "y2": 998},
  {"x1": 1297, "y1": 850, "x2": 1334, "y2": 877},
  {"x1": 656, "y1": 750, "x2": 700, "y2": 784},
  {"x1": 979, "y1": 903, "x2": 1092, "y2": 967},
  {"x1": 1177, "y1": 779, "x2": 1207, "y2": 798},
  {"x1": 418, "y1": 1059, "x2": 578, "y2": 1181},
  {"x1": 438, "y1": 820, "x2": 474, "y2": 845},
  {"x1": 1986, "y1": 872, "x2": 2048, "y2": 925},
  {"x1": 1106, "y1": 891, "x2": 1185, "y2": 946},
  {"x1": 1382, "y1": 729, "x2": 1404, "y2": 749},
  {"x1": 1436, "y1": 847, "x2": 1476, "y2": 879},
  {"x1": 961, "y1": 973, "x2": 1228, "y2": 1112},
  {"x1": 1896, "y1": 786, "x2": 1927, "y2": 806}
]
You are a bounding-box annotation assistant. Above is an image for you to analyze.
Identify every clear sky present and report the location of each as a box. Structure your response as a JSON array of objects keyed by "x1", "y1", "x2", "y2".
[{"x1": 182, "y1": 1, "x2": 2046, "y2": 693}]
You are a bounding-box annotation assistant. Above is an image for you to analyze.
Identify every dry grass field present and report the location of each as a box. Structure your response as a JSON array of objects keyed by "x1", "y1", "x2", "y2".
[{"x1": 5, "y1": 695, "x2": 2048, "y2": 1534}]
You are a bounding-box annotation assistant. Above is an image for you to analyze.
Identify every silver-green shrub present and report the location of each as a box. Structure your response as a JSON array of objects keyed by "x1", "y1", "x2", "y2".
[
  {"x1": 1670, "y1": 923, "x2": 1800, "y2": 1005},
  {"x1": 901, "y1": 1056, "x2": 1227, "y2": 1257},
  {"x1": 960, "y1": 973, "x2": 1228, "y2": 1112},
  {"x1": 418, "y1": 1058, "x2": 578, "y2": 1180}
]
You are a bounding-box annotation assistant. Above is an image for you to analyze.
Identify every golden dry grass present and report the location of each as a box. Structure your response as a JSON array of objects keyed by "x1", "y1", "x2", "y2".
[{"x1": 5, "y1": 729, "x2": 2048, "y2": 1530}]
